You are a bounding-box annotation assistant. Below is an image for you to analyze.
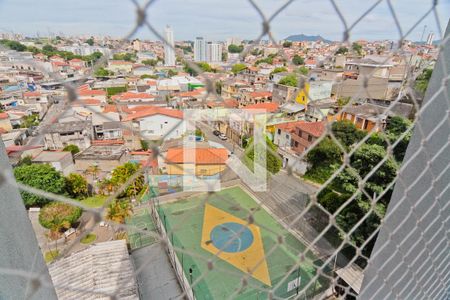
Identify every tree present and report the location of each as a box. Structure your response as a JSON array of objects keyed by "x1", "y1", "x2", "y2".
[
  {"x1": 42, "y1": 44, "x2": 57, "y2": 53},
  {"x1": 140, "y1": 139, "x2": 149, "y2": 151},
  {"x1": 110, "y1": 162, "x2": 144, "y2": 198},
  {"x1": 17, "y1": 155, "x2": 33, "y2": 166},
  {"x1": 331, "y1": 120, "x2": 366, "y2": 149},
  {"x1": 296, "y1": 66, "x2": 309, "y2": 76},
  {"x1": 0, "y1": 39, "x2": 27, "y2": 51},
  {"x1": 270, "y1": 67, "x2": 287, "y2": 75},
  {"x1": 385, "y1": 116, "x2": 412, "y2": 162},
  {"x1": 39, "y1": 202, "x2": 82, "y2": 239},
  {"x1": 14, "y1": 164, "x2": 67, "y2": 207},
  {"x1": 228, "y1": 44, "x2": 244, "y2": 53},
  {"x1": 106, "y1": 200, "x2": 132, "y2": 224},
  {"x1": 337, "y1": 96, "x2": 351, "y2": 107},
  {"x1": 283, "y1": 41, "x2": 292, "y2": 48},
  {"x1": 142, "y1": 59, "x2": 158, "y2": 66},
  {"x1": 215, "y1": 80, "x2": 223, "y2": 94},
  {"x1": 415, "y1": 69, "x2": 432, "y2": 94},
  {"x1": 352, "y1": 42, "x2": 363, "y2": 55},
  {"x1": 195, "y1": 128, "x2": 203, "y2": 137},
  {"x1": 231, "y1": 63, "x2": 247, "y2": 75},
  {"x1": 20, "y1": 114, "x2": 39, "y2": 128},
  {"x1": 306, "y1": 138, "x2": 342, "y2": 168},
  {"x1": 85, "y1": 37, "x2": 94, "y2": 46},
  {"x1": 113, "y1": 52, "x2": 135, "y2": 62},
  {"x1": 167, "y1": 69, "x2": 178, "y2": 77},
  {"x1": 63, "y1": 144, "x2": 80, "y2": 155},
  {"x1": 245, "y1": 136, "x2": 282, "y2": 174},
  {"x1": 94, "y1": 67, "x2": 113, "y2": 77},
  {"x1": 84, "y1": 165, "x2": 100, "y2": 182},
  {"x1": 278, "y1": 74, "x2": 298, "y2": 87},
  {"x1": 335, "y1": 46, "x2": 348, "y2": 55},
  {"x1": 140, "y1": 74, "x2": 158, "y2": 79},
  {"x1": 292, "y1": 54, "x2": 304, "y2": 65},
  {"x1": 66, "y1": 173, "x2": 89, "y2": 199}
]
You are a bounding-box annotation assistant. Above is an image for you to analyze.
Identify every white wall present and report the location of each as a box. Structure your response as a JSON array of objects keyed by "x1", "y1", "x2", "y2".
[{"x1": 138, "y1": 114, "x2": 186, "y2": 140}]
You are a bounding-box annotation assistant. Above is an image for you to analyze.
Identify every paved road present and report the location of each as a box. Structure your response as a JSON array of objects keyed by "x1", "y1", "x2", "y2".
[{"x1": 26, "y1": 96, "x2": 67, "y2": 146}]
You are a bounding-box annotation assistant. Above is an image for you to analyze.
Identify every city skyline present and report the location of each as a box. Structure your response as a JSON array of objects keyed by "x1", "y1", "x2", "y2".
[{"x1": 0, "y1": 0, "x2": 449, "y2": 42}]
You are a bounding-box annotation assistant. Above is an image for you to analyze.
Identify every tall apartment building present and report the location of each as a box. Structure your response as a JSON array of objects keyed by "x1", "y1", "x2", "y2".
[
  {"x1": 164, "y1": 25, "x2": 175, "y2": 66},
  {"x1": 426, "y1": 32, "x2": 435, "y2": 46},
  {"x1": 206, "y1": 42, "x2": 222, "y2": 63},
  {"x1": 194, "y1": 37, "x2": 206, "y2": 62}
]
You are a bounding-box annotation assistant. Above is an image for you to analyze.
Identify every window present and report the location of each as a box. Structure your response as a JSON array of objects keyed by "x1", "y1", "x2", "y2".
[
  {"x1": 294, "y1": 141, "x2": 299, "y2": 147},
  {"x1": 277, "y1": 129, "x2": 281, "y2": 134},
  {"x1": 308, "y1": 135, "x2": 313, "y2": 142},
  {"x1": 286, "y1": 134, "x2": 289, "y2": 139}
]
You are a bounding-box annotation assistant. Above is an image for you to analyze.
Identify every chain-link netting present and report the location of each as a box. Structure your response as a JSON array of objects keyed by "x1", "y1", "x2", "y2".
[{"x1": 0, "y1": 0, "x2": 449, "y2": 299}]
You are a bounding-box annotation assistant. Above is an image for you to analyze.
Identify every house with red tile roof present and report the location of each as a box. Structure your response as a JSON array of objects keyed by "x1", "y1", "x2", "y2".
[
  {"x1": 165, "y1": 147, "x2": 228, "y2": 176},
  {"x1": 290, "y1": 121, "x2": 326, "y2": 153},
  {"x1": 111, "y1": 92, "x2": 156, "y2": 103},
  {"x1": 77, "y1": 87, "x2": 107, "y2": 102},
  {"x1": 107, "y1": 60, "x2": 133, "y2": 73}
]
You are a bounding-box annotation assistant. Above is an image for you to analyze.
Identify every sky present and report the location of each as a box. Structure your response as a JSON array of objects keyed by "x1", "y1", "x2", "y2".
[{"x1": 0, "y1": 0, "x2": 449, "y2": 42}]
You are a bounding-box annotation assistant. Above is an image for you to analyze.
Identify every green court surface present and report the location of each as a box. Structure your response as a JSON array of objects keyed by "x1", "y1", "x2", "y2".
[
  {"x1": 126, "y1": 208, "x2": 157, "y2": 250},
  {"x1": 157, "y1": 186, "x2": 329, "y2": 299}
]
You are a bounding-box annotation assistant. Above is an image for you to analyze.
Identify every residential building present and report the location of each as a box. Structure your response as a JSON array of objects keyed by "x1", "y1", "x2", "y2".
[
  {"x1": 122, "y1": 106, "x2": 185, "y2": 140},
  {"x1": 107, "y1": 60, "x2": 133, "y2": 74},
  {"x1": 272, "y1": 83, "x2": 298, "y2": 103},
  {"x1": 165, "y1": 147, "x2": 228, "y2": 176},
  {"x1": 164, "y1": 26, "x2": 176, "y2": 66},
  {"x1": 48, "y1": 240, "x2": 139, "y2": 300},
  {"x1": 194, "y1": 37, "x2": 206, "y2": 62},
  {"x1": 295, "y1": 81, "x2": 332, "y2": 106},
  {"x1": 206, "y1": 42, "x2": 222, "y2": 63},
  {"x1": 44, "y1": 121, "x2": 92, "y2": 151},
  {"x1": 74, "y1": 145, "x2": 129, "y2": 174},
  {"x1": 290, "y1": 121, "x2": 326, "y2": 153},
  {"x1": 32, "y1": 151, "x2": 75, "y2": 176}
]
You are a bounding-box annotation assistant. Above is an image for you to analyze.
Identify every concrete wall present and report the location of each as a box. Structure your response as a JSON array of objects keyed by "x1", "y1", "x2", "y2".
[
  {"x1": 360, "y1": 22, "x2": 450, "y2": 300},
  {"x1": 0, "y1": 140, "x2": 57, "y2": 299}
]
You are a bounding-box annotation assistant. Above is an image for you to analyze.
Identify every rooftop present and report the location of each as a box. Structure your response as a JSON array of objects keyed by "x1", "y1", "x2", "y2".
[
  {"x1": 74, "y1": 145, "x2": 126, "y2": 160},
  {"x1": 166, "y1": 147, "x2": 228, "y2": 165},
  {"x1": 32, "y1": 151, "x2": 72, "y2": 162},
  {"x1": 48, "y1": 240, "x2": 139, "y2": 300}
]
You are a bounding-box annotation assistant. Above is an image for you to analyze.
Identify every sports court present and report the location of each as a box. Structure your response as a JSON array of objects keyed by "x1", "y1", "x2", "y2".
[
  {"x1": 157, "y1": 186, "x2": 328, "y2": 299},
  {"x1": 126, "y1": 208, "x2": 157, "y2": 250}
]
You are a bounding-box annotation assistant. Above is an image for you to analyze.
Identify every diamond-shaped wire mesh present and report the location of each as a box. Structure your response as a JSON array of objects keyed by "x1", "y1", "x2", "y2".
[{"x1": 0, "y1": 0, "x2": 449, "y2": 299}]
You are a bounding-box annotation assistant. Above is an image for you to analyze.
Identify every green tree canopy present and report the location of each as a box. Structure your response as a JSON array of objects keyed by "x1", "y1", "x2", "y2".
[
  {"x1": 110, "y1": 162, "x2": 144, "y2": 198},
  {"x1": 142, "y1": 59, "x2": 158, "y2": 66},
  {"x1": 228, "y1": 44, "x2": 244, "y2": 53},
  {"x1": 270, "y1": 67, "x2": 287, "y2": 75},
  {"x1": 352, "y1": 42, "x2": 363, "y2": 55},
  {"x1": 278, "y1": 74, "x2": 298, "y2": 87},
  {"x1": 39, "y1": 202, "x2": 82, "y2": 238},
  {"x1": 113, "y1": 52, "x2": 136, "y2": 62},
  {"x1": 0, "y1": 39, "x2": 27, "y2": 51},
  {"x1": 292, "y1": 54, "x2": 304, "y2": 65},
  {"x1": 106, "y1": 200, "x2": 132, "y2": 224},
  {"x1": 331, "y1": 120, "x2": 367, "y2": 149},
  {"x1": 231, "y1": 63, "x2": 247, "y2": 75},
  {"x1": 335, "y1": 46, "x2": 348, "y2": 55},
  {"x1": 66, "y1": 173, "x2": 89, "y2": 199},
  {"x1": 282, "y1": 41, "x2": 293, "y2": 48},
  {"x1": 85, "y1": 37, "x2": 94, "y2": 46},
  {"x1": 14, "y1": 164, "x2": 67, "y2": 207},
  {"x1": 94, "y1": 67, "x2": 113, "y2": 77},
  {"x1": 63, "y1": 144, "x2": 80, "y2": 155},
  {"x1": 296, "y1": 66, "x2": 309, "y2": 75},
  {"x1": 244, "y1": 136, "x2": 282, "y2": 174},
  {"x1": 415, "y1": 69, "x2": 433, "y2": 94}
]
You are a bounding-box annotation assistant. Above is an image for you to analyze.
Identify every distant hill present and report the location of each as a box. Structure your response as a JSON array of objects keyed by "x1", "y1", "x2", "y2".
[{"x1": 285, "y1": 34, "x2": 333, "y2": 43}]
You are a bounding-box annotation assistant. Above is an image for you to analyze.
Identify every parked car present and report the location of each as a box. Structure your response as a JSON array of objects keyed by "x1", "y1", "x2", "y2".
[
  {"x1": 213, "y1": 130, "x2": 221, "y2": 136},
  {"x1": 219, "y1": 133, "x2": 228, "y2": 140}
]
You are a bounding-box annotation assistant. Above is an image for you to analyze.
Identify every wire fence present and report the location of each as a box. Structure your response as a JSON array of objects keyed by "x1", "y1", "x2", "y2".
[{"x1": 0, "y1": 0, "x2": 449, "y2": 299}]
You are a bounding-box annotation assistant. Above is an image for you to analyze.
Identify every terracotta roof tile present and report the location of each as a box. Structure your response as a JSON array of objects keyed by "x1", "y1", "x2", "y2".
[{"x1": 166, "y1": 148, "x2": 228, "y2": 164}]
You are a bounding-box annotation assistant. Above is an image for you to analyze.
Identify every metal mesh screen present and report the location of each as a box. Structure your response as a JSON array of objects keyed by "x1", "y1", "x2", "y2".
[{"x1": 0, "y1": 1, "x2": 449, "y2": 299}]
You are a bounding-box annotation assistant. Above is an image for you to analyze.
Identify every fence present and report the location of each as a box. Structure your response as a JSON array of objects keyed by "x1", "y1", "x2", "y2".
[{"x1": 0, "y1": 0, "x2": 449, "y2": 299}]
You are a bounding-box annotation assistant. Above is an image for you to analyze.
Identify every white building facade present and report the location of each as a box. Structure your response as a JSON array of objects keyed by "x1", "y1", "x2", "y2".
[
  {"x1": 164, "y1": 26, "x2": 176, "y2": 66},
  {"x1": 206, "y1": 42, "x2": 222, "y2": 63},
  {"x1": 194, "y1": 37, "x2": 206, "y2": 62}
]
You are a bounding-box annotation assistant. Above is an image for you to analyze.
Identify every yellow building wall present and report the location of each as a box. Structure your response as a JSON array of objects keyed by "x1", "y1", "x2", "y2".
[
  {"x1": 167, "y1": 164, "x2": 226, "y2": 176},
  {"x1": 295, "y1": 82, "x2": 310, "y2": 106}
]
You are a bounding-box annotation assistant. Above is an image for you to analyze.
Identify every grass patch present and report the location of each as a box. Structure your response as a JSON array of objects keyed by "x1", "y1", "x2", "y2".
[
  {"x1": 44, "y1": 250, "x2": 59, "y2": 263},
  {"x1": 80, "y1": 195, "x2": 107, "y2": 208},
  {"x1": 80, "y1": 233, "x2": 97, "y2": 244}
]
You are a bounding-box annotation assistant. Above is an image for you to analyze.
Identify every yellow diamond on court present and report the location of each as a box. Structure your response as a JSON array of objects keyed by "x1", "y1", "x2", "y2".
[{"x1": 201, "y1": 203, "x2": 271, "y2": 286}]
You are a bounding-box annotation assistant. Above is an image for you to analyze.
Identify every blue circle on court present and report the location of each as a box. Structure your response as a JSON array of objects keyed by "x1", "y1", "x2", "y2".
[{"x1": 210, "y1": 222, "x2": 254, "y2": 253}]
